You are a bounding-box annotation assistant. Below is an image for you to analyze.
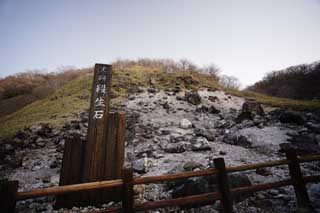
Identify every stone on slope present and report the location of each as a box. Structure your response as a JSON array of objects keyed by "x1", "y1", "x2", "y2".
[
  {"x1": 184, "y1": 91, "x2": 201, "y2": 105},
  {"x1": 279, "y1": 111, "x2": 305, "y2": 125},
  {"x1": 164, "y1": 142, "x2": 186, "y2": 153},
  {"x1": 171, "y1": 173, "x2": 252, "y2": 209},
  {"x1": 236, "y1": 101, "x2": 265, "y2": 123},
  {"x1": 305, "y1": 122, "x2": 320, "y2": 134},
  {"x1": 222, "y1": 135, "x2": 252, "y2": 148},
  {"x1": 179, "y1": 119, "x2": 193, "y2": 129},
  {"x1": 194, "y1": 128, "x2": 215, "y2": 141},
  {"x1": 280, "y1": 132, "x2": 320, "y2": 154},
  {"x1": 191, "y1": 137, "x2": 211, "y2": 151},
  {"x1": 242, "y1": 101, "x2": 265, "y2": 116},
  {"x1": 132, "y1": 158, "x2": 148, "y2": 174}
]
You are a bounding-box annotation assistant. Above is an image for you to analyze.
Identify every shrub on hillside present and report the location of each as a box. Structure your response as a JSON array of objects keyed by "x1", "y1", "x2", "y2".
[{"x1": 247, "y1": 61, "x2": 320, "y2": 100}]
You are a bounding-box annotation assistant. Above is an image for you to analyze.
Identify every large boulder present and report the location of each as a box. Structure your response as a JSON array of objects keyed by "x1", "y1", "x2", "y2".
[
  {"x1": 132, "y1": 158, "x2": 149, "y2": 174},
  {"x1": 191, "y1": 137, "x2": 211, "y2": 151},
  {"x1": 194, "y1": 128, "x2": 215, "y2": 141},
  {"x1": 242, "y1": 101, "x2": 265, "y2": 116},
  {"x1": 236, "y1": 101, "x2": 265, "y2": 123},
  {"x1": 222, "y1": 135, "x2": 252, "y2": 148},
  {"x1": 185, "y1": 91, "x2": 201, "y2": 105},
  {"x1": 279, "y1": 111, "x2": 305, "y2": 125},
  {"x1": 279, "y1": 133, "x2": 320, "y2": 154},
  {"x1": 164, "y1": 142, "x2": 186, "y2": 153},
  {"x1": 179, "y1": 119, "x2": 193, "y2": 129},
  {"x1": 171, "y1": 173, "x2": 252, "y2": 209}
]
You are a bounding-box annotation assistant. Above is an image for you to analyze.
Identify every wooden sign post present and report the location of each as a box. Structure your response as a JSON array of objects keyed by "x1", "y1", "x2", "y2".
[
  {"x1": 83, "y1": 64, "x2": 113, "y2": 182},
  {"x1": 56, "y1": 64, "x2": 125, "y2": 208}
]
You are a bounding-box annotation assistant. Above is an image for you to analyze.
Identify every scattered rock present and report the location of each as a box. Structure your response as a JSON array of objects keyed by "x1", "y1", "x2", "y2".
[
  {"x1": 147, "y1": 88, "x2": 158, "y2": 94},
  {"x1": 194, "y1": 128, "x2": 215, "y2": 141},
  {"x1": 236, "y1": 112, "x2": 255, "y2": 123},
  {"x1": 305, "y1": 122, "x2": 320, "y2": 134},
  {"x1": 279, "y1": 111, "x2": 305, "y2": 125},
  {"x1": 164, "y1": 142, "x2": 186, "y2": 153},
  {"x1": 183, "y1": 161, "x2": 205, "y2": 172},
  {"x1": 185, "y1": 91, "x2": 201, "y2": 105},
  {"x1": 256, "y1": 167, "x2": 272, "y2": 176},
  {"x1": 242, "y1": 101, "x2": 265, "y2": 116},
  {"x1": 179, "y1": 119, "x2": 193, "y2": 129},
  {"x1": 236, "y1": 101, "x2": 264, "y2": 123},
  {"x1": 132, "y1": 158, "x2": 148, "y2": 174},
  {"x1": 171, "y1": 173, "x2": 252, "y2": 209},
  {"x1": 280, "y1": 132, "x2": 320, "y2": 155},
  {"x1": 208, "y1": 96, "x2": 219, "y2": 102},
  {"x1": 191, "y1": 137, "x2": 211, "y2": 151},
  {"x1": 196, "y1": 105, "x2": 220, "y2": 114},
  {"x1": 222, "y1": 135, "x2": 252, "y2": 148}
]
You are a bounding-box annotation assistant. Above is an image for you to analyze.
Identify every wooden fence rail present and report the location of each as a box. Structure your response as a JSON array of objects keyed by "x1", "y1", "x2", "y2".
[{"x1": 1, "y1": 151, "x2": 320, "y2": 212}]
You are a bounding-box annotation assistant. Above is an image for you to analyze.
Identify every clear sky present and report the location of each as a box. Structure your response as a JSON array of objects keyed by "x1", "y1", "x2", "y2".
[{"x1": 1, "y1": 0, "x2": 320, "y2": 86}]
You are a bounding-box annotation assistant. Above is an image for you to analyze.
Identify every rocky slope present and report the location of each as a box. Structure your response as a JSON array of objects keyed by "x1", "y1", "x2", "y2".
[{"x1": 1, "y1": 87, "x2": 320, "y2": 212}]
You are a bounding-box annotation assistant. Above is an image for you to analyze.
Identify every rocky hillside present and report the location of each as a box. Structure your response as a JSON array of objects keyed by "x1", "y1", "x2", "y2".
[
  {"x1": 1, "y1": 85, "x2": 320, "y2": 212},
  {"x1": 1, "y1": 62, "x2": 320, "y2": 212},
  {"x1": 1, "y1": 62, "x2": 319, "y2": 138}
]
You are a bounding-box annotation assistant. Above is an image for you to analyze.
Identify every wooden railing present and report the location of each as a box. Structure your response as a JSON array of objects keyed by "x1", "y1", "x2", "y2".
[{"x1": 1, "y1": 150, "x2": 320, "y2": 212}]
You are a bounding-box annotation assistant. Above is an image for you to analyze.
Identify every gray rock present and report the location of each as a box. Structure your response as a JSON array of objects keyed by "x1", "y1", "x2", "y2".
[
  {"x1": 179, "y1": 119, "x2": 193, "y2": 129},
  {"x1": 242, "y1": 101, "x2": 265, "y2": 116},
  {"x1": 306, "y1": 122, "x2": 320, "y2": 134},
  {"x1": 191, "y1": 137, "x2": 211, "y2": 151},
  {"x1": 132, "y1": 158, "x2": 148, "y2": 173},
  {"x1": 208, "y1": 96, "x2": 219, "y2": 102},
  {"x1": 183, "y1": 161, "x2": 205, "y2": 172},
  {"x1": 171, "y1": 173, "x2": 252, "y2": 209},
  {"x1": 222, "y1": 135, "x2": 252, "y2": 148},
  {"x1": 164, "y1": 142, "x2": 186, "y2": 153},
  {"x1": 185, "y1": 91, "x2": 201, "y2": 105},
  {"x1": 194, "y1": 128, "x2": 215, "y2": 141},
  {"x1": 280, "y1": 132, "x2": 320, "y2": 154},
  {"x1": 236, "y1": 101, "x2": 265, "y2": 123},
  {"x1": 279, "y1": 111, "x2": 305, "y2": 125},
  {"x1": 196, "y1": 105, "x2": 220, "y2": 114}
]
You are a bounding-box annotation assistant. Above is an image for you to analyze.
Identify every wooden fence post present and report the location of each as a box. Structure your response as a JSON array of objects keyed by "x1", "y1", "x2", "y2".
[
  {"x1": 0, "y1": 180, "x2": 18, "y2": 213},
  {"x1": 285, "y1": 150, "x2": 313, "y2": 211},
  {"x1": 122, "y1": 168, "x2": 134, "y2": 213},
  {"x1": 214, "y1": 158, "x2": 233, "y2": 213}
]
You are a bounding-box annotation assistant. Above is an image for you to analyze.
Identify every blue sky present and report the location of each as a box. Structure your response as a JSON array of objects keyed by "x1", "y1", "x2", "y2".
[{"x1": 1, "y1": 0, "x2": 320, "y2": 86}]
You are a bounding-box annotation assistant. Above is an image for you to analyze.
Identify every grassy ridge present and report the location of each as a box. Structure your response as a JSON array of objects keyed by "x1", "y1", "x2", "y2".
[
  {"x1": 229, "y1": 89, "x2": 320, "y2": 111},
  {"x1": 0, "y1": 73, "x2": 93, "y2": 137},
  {"x1": 0, "y1": 66, "x2": 220, "y2": 137}
]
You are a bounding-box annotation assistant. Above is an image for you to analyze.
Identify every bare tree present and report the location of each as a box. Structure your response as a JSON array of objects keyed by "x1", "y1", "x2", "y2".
[
  {"x1": 219, "y1": 75, "x2": 241, "y2": 90},
  {"x1": 178, "y1": 59, "x2": 197, "y2": 71},
  {"x1": 203, "y1": 63, "x2": 220, "y2": 79}
]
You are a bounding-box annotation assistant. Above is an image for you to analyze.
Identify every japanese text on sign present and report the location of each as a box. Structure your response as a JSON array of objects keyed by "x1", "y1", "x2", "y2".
[{"x1": 93, "y1": 66, "x2": 109, "y2": 119}]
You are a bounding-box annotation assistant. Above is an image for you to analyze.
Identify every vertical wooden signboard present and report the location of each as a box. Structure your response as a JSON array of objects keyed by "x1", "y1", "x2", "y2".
[
  {"x1": 56, "y1": 64, "x2": 125, "y2": 208},
  {"x1": 82, "y1": 64, "x2": 113, "y2": 204},
  {"x1": 83, "y1": 64, "x2": 113, "y2": 181}
]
